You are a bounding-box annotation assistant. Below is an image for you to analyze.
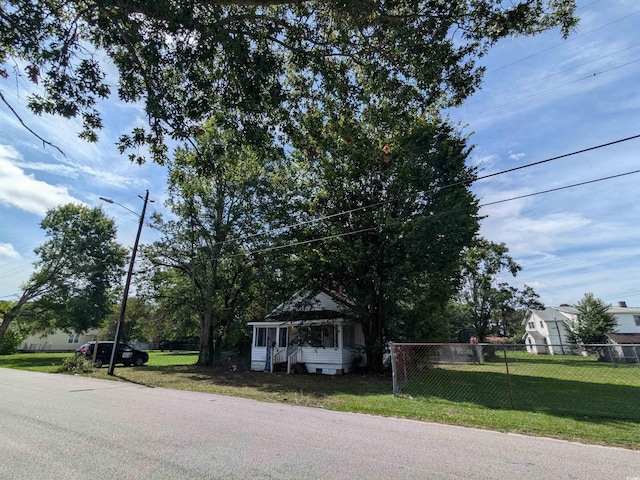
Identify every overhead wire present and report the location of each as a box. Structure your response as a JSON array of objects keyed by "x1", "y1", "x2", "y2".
[
  {"x1": 200, "y1": 133, "x2": 640, "y2": 249},
  {"x1": 463, "y1": 43, "x2": 640, "y2": 108},
  {"x1": 212, "y1": 166, "x2": 640, "y2": 262},
  {"x1": 457, "y1": 57, "x2": 640, "y2": 121},
  {"x1": 480, "y1": 168, "x2": 640, "y2": 207},
  {"x1": 486, "y1": 9, "x2": 640, "y2": 75}
]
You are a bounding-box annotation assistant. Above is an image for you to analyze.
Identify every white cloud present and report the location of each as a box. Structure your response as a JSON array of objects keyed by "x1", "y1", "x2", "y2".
[
  {"x1": 12, "y1": 157, "x2": 151, "y2": 190},
  {"x1": 0, "y1": 145, "x2": 82, "y2": 216},
  {"x1": 0, "y1": 242, "x2": 20, "y2": 259}
]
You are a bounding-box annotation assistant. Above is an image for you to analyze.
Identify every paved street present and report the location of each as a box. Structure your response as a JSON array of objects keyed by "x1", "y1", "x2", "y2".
[{"x1": 0, "y1": 368, "x2": 638, "y2": 479}]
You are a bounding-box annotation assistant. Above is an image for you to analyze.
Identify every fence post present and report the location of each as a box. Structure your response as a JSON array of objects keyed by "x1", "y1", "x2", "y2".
[
  {"x1": 502, "y1": 348, "x2": 515, "y2": 409},
  {"x1": 608, "y1": 345, "x2": 616, "y2": 368},
  {"x1": 390, "y1": 342, "x2": 398, "y2": 396}
]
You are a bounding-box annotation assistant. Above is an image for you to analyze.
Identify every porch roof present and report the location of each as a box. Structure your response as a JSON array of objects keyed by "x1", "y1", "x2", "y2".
[{"x1": 248, "y1": 317, "x2": 354, "y2": 327}]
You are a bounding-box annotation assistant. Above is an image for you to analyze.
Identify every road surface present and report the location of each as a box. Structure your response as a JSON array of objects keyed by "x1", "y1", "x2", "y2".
[{"x1": 0, "y1": 368, "x2": 638, "y2": 479}]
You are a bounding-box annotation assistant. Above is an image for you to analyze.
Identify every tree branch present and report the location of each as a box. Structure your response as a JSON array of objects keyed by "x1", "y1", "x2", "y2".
[{"x1": 0, "y1": 91, "x2": 66, "y2": 157}]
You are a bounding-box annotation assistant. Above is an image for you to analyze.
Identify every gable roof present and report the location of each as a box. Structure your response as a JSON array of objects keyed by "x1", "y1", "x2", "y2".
[
  {"x1": 524, "y1": 307, "x2": 576, "y2": 325},
  {"x1": 265, "y1": 288, "x2": 355, "y2": 321}
]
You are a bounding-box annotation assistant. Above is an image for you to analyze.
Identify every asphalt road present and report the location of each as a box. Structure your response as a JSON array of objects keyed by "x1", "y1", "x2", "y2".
[{"x1": 0, "y1": 368, "x2": 638, "y2": 479}]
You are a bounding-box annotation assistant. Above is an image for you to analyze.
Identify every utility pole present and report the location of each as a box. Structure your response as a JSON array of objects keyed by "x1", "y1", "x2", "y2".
[{"x1": 107, "y1": 190, "x2": 150, "y2": 376}]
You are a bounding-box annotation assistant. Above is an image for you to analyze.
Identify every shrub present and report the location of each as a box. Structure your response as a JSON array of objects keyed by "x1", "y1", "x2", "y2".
[
  {"x1": 0, "y1": 326, "x2": 24, "y2": 355},
  {"x1": 52, "y1": 356, "x2": 95, "y2": 374}
]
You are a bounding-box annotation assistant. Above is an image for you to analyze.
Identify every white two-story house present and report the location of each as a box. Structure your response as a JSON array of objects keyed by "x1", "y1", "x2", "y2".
[{"x1": 523, "y1": 301, "x2": 640, "y2": 355}]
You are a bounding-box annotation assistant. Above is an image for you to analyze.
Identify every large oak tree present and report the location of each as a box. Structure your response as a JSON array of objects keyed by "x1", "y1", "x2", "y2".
[
  {"x1": 1, "y1": 0, "x2": 577, "y2": 162},
  {"x1": 144, "y1": 124, "x2": 283, "y2": 365},
  {"x1": 287, "y1": 108, "x2": 479, "y2": 371}
]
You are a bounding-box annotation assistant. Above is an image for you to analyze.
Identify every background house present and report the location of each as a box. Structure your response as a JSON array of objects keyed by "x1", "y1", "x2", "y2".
[
  {"x1": 523, "y1": 301, "x2": 640, "y2": 355},
  {"x1": 248, "y1": 289, "x2": 365, "y2": 375},
  {"x1": 522, "y1": 306, "x2": 577, "y2": 354},
  {"x1": 20, "y1": 329, "x2": 98, "y2": 352}
]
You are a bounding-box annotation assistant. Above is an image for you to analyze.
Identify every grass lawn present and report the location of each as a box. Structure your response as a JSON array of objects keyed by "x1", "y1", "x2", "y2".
[{"x1": 1, "y1": 351, "x2": 639, "y2": 449}]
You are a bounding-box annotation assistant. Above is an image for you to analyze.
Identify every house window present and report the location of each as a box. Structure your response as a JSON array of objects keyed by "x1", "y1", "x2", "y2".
[
  {"x1": 321, "y1": 325, "x2": 337, "y2": 348},
  {"x1": 540, "y1": 321, "x2": 544, "y2": 328},
  {"x1": 343, "y1": 325, "x2": 355, "y2": 348},
  {"x1": 278, "y1": 328, "x2": 288, "y2": 348},
  {"x1": 634, "y1": 315, "x2": 640, "y2": 326},
  {"x1": 255, "y1": 328, "x2": 266, "y2": 347},
  {"x1": 67, "y1": 334, "x2": 79, "y2": 344},
  {"x1": 528, "y1": 321, "x2": 535, "y2": 329},
  {"x1": 300, "y1": 325, "x2": 338, "y2": 348},
  {"x1": 255, "y1": 327, "x2": 277, "y2": 347}
]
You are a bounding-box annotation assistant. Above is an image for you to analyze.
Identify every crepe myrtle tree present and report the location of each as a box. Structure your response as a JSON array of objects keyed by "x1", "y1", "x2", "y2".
[
  {"x1": 0, "y1": 0, "x2": 577, "y2": 162},
  {"x1": 0, "y1": 204, "x2": 127, "y2": 346}
]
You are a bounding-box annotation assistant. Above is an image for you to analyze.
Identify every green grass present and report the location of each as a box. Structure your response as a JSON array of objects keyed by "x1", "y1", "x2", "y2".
[
  {"x1": 1, "y1": 351, "x2": 639, "y2": 449},
  {"x1": 0, "y1": 351, "x2": 199, "y2": 371}
]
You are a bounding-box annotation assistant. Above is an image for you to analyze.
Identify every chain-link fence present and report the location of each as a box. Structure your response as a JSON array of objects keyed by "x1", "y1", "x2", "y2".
[{"x1": 390, "y1": 342, "x2": 640, "y2": 421}]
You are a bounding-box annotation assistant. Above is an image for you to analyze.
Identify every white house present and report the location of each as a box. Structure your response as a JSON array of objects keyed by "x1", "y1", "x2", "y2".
[
  {"x1": 248, "y1": 289, "x2": 366, "y2": 375},
  {"x1": 523, "y1": 301, "x2": 640, "y2": 355},
  {"x1": 20, "y1": 329, "x2": 98, "y2": 352}
]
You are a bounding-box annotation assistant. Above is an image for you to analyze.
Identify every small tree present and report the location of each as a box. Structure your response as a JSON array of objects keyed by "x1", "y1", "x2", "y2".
[
  {"x1": 457, "y1": 238, "x2": 520, "y2": 342},
  {"x1": 0, "y1": 301, "x2": 25, "y2": 354},
  {"x1": 569, "y1": 293, "x2": 617, "y2": 345},
  {"x1": 0, "y1": 204, "x2": 127, "y2": 346}
]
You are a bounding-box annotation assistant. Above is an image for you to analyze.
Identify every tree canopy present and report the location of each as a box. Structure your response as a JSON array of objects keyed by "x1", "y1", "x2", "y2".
[
  {"x1": 0, "y1": 204, "x2": 127, "y2": 345},
  {"x1": 1, "y1": 0, "x2": 577, "y2": 162},
  {"x1": 457, "y1": 238, "x2": 542, "y2": 341},
  {"x1": 288, "y1": 109, "x2": 479, "y2": 371}
]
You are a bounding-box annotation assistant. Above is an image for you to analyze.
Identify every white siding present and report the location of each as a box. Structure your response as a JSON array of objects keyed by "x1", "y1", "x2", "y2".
[
  {"x1": 249, "y1": 320, "x2": 365, "y2": 374},
  {"x1": 614, "y1": 313, "x2": 640, "y2": 334},
  {"x1": 20, "y1": 329, "x2": 97, "y2": 352}
]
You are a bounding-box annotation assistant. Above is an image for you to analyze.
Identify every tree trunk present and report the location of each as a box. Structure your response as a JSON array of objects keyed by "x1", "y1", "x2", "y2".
[
  {"x1": 0, "y1": 291, "x2": 33, "y2": 346},
  {"x1": 0, "y1": 313, "x2": 13, "y2": 346},
  {"x1": 196, "y1": 310, "x2": 214, "y2": 366},
  {"x1": 362, "y1": 291, "x2": 385, "y2": 374}
]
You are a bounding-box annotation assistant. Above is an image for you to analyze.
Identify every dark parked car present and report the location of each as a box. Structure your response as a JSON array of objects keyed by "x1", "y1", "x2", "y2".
[{"x1": 75, "y1": 341, "x2": 149, "y2": 368}]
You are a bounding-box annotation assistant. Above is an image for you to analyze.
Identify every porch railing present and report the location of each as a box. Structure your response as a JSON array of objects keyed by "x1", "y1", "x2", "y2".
[
  {"x1": 287, "y1": 348, "x2": 302, "y2": 374},
  {"x1": 271, "y1": 347, "x2": 287, "y2": 373}
]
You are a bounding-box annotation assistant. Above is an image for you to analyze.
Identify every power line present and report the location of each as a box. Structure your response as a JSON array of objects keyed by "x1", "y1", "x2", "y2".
[
  {"x1": 458, "y1": 57, "x2": 640, "y2": 121},
  {"x1": 211, "y1": 166, "x2": 640, "y2": 262},
  {"x1": 487, "y1": 9, "x2": 640, "y2": 75},
  {"x1": 480, "y1": 168, "x2": 640, "y2": 207},
  {"x1": 474, "y1": 134, "x2": 640, "y2": 182},
  {"x1": 212, "y1": 133, "x2": 640, "y2": 247},
  {"x1": 464, "y1": 43, "x2": 640, "y2": 108}
]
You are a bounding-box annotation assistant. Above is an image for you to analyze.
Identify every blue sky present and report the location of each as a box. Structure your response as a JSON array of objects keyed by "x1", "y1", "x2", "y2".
[{"x1": 1, "y1": 0, "x2": 639, "y2": 308}]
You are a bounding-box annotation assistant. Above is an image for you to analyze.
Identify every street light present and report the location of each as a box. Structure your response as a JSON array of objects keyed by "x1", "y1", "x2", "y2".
[
  {"x1": 99, "y1": 197, "x2": 140, "y2": 217},
  {"x1": 100, "y1": 190, "x2": 151, "y2": 376}
]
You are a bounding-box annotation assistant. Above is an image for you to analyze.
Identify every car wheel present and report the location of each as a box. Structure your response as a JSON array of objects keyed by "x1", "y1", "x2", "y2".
[
  {"x1": 133, "y1": 356, "x2": 145, "y2": 367},
  {"x1": 94, "y1": 357, "x2": 104, "y2": 368}
]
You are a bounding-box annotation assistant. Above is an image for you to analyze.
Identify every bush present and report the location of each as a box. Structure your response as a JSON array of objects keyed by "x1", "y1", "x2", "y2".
[
  {"x1": 52, "y1": 356, "x2": 96, "y2": 374},
  {"x1": 0, "y1": 326, "x2": 24, "y2": 355}
]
